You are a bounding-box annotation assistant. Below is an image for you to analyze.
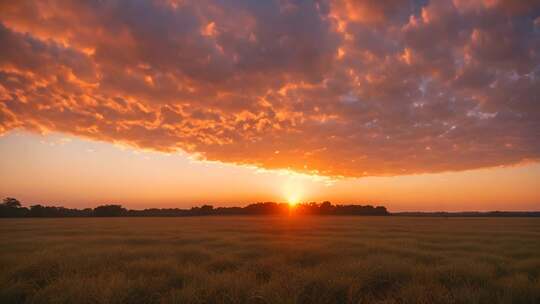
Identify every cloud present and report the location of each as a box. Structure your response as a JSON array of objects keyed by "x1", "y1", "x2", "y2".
[{"x1": 0, "y1": 0, "x2": 539, "y2": 177}]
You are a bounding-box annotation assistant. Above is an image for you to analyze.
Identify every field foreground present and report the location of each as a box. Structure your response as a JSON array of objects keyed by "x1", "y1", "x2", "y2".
[{"x1": 1, "y1": 217, "x2": 539, "y2": 304}]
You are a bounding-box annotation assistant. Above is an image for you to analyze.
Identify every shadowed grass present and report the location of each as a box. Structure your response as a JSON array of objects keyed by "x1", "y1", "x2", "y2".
[{"x1": 0, "y1": 217, "x2": 539, "y2": 303}]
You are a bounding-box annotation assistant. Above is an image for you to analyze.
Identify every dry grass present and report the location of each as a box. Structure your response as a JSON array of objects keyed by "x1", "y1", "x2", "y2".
[{"x1": 0, "y1": 216, "x2": 539, "y2": 303}]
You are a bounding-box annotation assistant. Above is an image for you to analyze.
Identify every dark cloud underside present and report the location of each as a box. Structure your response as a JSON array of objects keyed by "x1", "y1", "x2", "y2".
[{"x1": 0, "y1": 0, "x2": 539, "y2": 176}]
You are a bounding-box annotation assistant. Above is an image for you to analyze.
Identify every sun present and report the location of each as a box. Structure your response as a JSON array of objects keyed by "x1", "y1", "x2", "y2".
[
  {"x1": 282, "y1": 177, "x2": 306, "y2": 208},
  {"x1": 286, "y1": 195, "x2": 301, "y2": 207}
]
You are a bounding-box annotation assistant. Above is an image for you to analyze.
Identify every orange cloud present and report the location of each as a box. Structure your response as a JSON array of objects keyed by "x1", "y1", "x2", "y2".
[{"x1": 0, "y1": 0, "x2": 539, "y2": 177}]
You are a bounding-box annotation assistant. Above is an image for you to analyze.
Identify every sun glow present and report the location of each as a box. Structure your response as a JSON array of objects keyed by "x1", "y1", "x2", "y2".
[
  {"x1": 283, "y1": 180, "x2": 304, "y2": 207},
  {"x1": 287, "y1": 195, "x2": 300, "y2": 207}
]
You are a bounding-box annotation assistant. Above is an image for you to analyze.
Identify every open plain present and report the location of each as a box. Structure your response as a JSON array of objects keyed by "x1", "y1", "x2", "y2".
[{"x1": 1, "y1": 216, "x2": 539, "y2": 304}]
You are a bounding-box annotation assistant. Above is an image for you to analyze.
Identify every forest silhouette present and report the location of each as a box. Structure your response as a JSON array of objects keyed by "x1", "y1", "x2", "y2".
[
  {"x1": 0, "y1": 197, "x2": 389, "y2": 217},
  {"x1": 1, "y1": 197, "x2": 539, "y2": 218}
]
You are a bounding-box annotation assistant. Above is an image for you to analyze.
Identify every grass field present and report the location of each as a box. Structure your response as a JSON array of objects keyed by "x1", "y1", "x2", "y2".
[{"x1": 1, "y1": 217, "x2": 539, "y2": 304}]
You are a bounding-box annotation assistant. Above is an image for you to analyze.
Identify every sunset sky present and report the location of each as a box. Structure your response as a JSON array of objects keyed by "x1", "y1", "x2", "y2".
[{"x1": 0, "y1": 0, "x2": 539, "y2": 211}]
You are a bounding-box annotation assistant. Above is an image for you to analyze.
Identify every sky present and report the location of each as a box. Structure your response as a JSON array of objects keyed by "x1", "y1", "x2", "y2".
[{"x1": 0, "y1": 0, "x2": 539, "y2": 211}]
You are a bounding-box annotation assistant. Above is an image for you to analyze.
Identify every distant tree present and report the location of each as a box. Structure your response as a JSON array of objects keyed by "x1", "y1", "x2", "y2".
[
  {"x1": 93, "y1": 204, "x2": 127, "y2": 217},
  {"x1": 190, "y1": 205, "x2": 214, "y2": 215},
  {"x1": 320, "y1": 201, "x2": 333, "y2": 214},
  {"x1": 2, "y1": 197, "x2": 21, "y2": 208},
  {"x1": 0, "y1": 197, "x2": 28, "y2": 217},
  {"x1": 244, "y1": 202, "x2": 287, "y2": 215},
  {"x1": 200, "y1": 205, "x2": 214, "y2": 214},
  {"x1": 375, "y1": 206, "x2": 389, "y2": 215},
  {"x1": 29, "y1": 204, "x2": 46, "y2": 217}
]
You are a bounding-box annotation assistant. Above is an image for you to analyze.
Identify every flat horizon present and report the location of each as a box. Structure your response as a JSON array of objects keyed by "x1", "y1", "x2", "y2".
[{"x1": 5, "y1": 198, "x2": 540, "y2": 214}]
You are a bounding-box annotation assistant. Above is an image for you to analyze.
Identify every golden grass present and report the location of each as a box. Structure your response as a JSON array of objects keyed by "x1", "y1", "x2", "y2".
[{"x1": 0, "y1": 217, "x2": 539, "y2": 303}]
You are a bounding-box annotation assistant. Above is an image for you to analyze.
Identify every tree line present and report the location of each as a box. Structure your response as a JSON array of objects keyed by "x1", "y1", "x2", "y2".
[{"x1": 0, "y1": 197, "x2": 389, "y2": 217}]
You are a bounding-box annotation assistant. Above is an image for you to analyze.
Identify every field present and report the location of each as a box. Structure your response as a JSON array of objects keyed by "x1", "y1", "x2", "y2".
[{"x1": 1, "y1": 217, "x2": 539, "y2": 304}]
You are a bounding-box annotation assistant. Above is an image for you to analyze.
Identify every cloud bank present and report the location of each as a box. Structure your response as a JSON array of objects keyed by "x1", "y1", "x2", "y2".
[{"x1": 0, "y1": 0, "x2": 539, "y2": 176}]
